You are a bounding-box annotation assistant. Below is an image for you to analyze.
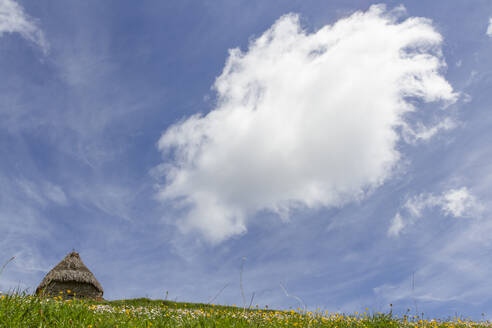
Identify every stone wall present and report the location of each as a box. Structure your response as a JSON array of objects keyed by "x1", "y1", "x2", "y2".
[{"x1": 41, "y1": 281, "x2": 102, "y2": 300}]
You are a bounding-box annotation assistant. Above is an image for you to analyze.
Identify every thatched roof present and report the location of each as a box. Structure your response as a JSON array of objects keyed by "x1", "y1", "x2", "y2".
[{"x1": 36, "y1": 252, "x2": 103, "y2": 294}]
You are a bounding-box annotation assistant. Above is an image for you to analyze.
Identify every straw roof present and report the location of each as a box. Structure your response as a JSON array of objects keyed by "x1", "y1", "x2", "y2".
[{"x1": 36, "y1": 252, "x2": 103, "y2": 294}]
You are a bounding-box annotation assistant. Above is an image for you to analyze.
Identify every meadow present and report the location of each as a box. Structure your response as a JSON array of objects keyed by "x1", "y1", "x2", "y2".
[{"x1": 1, "y1": 290, "x2": 491, "y2": 328}]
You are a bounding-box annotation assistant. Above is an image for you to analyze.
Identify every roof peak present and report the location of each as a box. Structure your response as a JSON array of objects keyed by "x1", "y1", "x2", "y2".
[{"x1": 67, "y1": 251, "x2": 80, "y2": 257}]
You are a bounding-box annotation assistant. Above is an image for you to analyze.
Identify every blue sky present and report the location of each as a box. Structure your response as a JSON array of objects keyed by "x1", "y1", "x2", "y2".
[{"x1": 1, "y1": 0, "x2": 492, "y2": 320}]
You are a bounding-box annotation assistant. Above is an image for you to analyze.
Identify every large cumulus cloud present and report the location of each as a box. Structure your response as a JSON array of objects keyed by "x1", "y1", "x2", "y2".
[{"x1": 156, "y1": 5, "x2": 456, "y2": 243}]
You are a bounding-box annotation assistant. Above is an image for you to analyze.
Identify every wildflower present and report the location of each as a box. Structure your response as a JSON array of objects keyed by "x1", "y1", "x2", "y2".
[{"x1": 67, "y1": 290, "x2": 71, "y2": 293}]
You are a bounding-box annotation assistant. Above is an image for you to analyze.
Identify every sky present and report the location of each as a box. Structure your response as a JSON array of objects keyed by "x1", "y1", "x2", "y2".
[{"x1": 1, "y1": 0, "x2": 492, "y2": 320}]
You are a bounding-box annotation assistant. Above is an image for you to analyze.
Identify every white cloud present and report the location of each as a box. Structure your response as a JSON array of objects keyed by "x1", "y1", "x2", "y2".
[
  {"x1": 441, "y1": 187, "x2": 481, "y2": 217},
  {"x1": 487, "y1": 18, "x2": 492, "y2": 37},
  {"x1": 388, "y1": 213, "x2": 405, "y2": 237},
  {"x1": 156, "y1": 5, "x2": 457, "y2": 243},
  {"x1": 0, "y1": 0, "x2": 48, "y2": 52},
  {"x1": 388, "y1": 187, "x2": 482, "y2": 236},
  {"x1": 403, "y1": 117, "x2": 457, "y2": 143}
]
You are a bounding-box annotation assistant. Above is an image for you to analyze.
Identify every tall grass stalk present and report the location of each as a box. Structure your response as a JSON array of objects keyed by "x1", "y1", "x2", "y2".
[
  {"x1": 279, "y1": 281, "x2": 306, "y2": 312},
  {"x1": 0, "y1": 256, "x2": 15, "y2": 277}
]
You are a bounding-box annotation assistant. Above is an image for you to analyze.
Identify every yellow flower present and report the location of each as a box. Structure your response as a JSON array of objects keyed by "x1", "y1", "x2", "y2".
[
  {"x1": 1, "y1": 295, "x2": 5, "y2": 300},
  {"x1": 67, "y1": 290, "x2": 71, "y2": 293}
]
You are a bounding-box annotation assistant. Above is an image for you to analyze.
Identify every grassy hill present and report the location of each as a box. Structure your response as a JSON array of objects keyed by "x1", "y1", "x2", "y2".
[{"x1": 0, "y1": 291, "x2": 489, "y2": 327}]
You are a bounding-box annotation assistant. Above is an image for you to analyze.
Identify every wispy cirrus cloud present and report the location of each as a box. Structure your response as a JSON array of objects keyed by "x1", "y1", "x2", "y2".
[
  {"x1": 16, "y1": 178, "x2": 68, "y2": 207},
  {"x1": 156, "y1": 4, "x2": 457, "y2": 243},
  {"x1": 0, "y1": 0, "x2": 54, "y2": 292},
  {"x1": 487, "y1": 17, "x2": 492, "y2": 37},
  {"x1": 0, "y1": 0, "x2": 48, "y2": 52}
]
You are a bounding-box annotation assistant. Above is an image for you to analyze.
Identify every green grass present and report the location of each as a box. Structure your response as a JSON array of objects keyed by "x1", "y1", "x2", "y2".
[{"x1": 0, "y1": 291, "x2": 491, "y2": 327}]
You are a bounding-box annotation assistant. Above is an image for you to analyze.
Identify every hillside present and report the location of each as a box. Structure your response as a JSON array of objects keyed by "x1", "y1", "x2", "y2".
[{"x1": 0, "y1": 292, "x2": 489, "y2": 327}]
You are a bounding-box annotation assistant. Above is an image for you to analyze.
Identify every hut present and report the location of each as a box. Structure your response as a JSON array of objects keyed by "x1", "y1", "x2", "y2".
[{"x1": 36, "y1": 251, "x2": 103, "y2": 300}]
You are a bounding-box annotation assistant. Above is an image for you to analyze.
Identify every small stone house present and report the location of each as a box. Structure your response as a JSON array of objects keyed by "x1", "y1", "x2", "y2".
[{"x1": 36, "y1": 251, "x2": 103, "y2": 300}]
